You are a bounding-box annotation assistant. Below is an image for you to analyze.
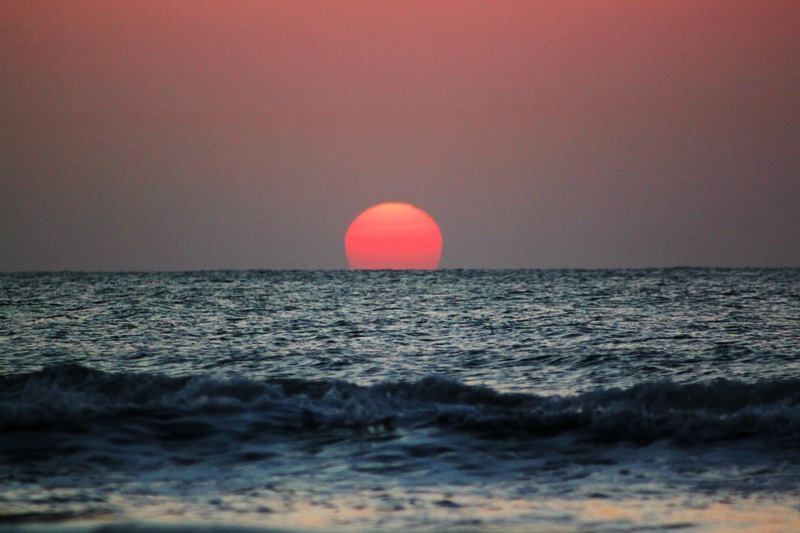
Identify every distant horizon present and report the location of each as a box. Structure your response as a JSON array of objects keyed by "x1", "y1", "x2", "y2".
[{"x1": 3, "y1": 265, "x2": 799, "y2": 275}]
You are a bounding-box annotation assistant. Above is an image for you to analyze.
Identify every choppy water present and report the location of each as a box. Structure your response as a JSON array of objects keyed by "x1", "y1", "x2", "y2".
[{"x1": 1, "y1": 269, "x2": 799, "y2": 531}]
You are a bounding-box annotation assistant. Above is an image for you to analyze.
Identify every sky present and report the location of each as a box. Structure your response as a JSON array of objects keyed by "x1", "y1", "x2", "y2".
[{"x1": 1, "y1": 0, "x2": 798, "y2": 271}]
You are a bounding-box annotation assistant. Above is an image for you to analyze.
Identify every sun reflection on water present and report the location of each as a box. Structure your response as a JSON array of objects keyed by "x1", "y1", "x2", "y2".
[{"x1": 94, "y1": 488, "x2": 800, "y2": 532}]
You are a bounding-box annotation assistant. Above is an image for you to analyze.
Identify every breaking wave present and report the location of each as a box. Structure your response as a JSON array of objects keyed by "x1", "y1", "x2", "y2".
[{"x1": 3, "y1": 364, "x2": 800, "y2": 447}]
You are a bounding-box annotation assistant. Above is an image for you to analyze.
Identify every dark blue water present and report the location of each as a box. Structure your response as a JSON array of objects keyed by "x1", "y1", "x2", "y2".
[{"x1": 1, "y1": 269, "x2": 799, "y2": 531}]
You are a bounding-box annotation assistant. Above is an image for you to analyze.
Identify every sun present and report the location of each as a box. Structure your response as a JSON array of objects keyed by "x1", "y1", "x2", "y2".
[{"x1": 345, "y1": 202, "x2": 443, "y2": 270}]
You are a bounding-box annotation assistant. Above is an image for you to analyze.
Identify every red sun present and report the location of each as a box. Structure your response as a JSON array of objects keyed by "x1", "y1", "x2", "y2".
[{"x1": 345, "y1": 202, "x2": 443, "y2": 270}]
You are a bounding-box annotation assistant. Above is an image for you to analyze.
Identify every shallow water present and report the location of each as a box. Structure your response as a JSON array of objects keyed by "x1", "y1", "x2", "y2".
[{"x1": 1, "y1": 269, "x2": 799, "y2": 531}]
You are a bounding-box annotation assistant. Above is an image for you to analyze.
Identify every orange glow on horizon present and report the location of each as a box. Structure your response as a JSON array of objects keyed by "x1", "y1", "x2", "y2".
[{"x1": 345, "y1": 202, "x2": 442, "y2": 270}]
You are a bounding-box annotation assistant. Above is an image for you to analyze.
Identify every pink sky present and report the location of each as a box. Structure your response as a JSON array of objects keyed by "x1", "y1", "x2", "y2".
[{"x1": 2, "y1": 0, "x2": 798, "y2": 270}]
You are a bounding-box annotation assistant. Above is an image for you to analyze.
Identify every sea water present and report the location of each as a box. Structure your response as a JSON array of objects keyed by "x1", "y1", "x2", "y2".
[{"x1": 1, "y1": 269, "x2": 799, "y2": 531}]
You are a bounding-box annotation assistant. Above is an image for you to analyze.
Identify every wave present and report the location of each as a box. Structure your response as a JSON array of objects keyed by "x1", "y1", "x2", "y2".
[{"x1": 2, "y1": 364, "x2": 800, "y2": 448}]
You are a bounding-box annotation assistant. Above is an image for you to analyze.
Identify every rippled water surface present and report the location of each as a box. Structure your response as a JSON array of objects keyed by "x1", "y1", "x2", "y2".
[{"x1": 1, "y1": 269, "x2": 799, "y2": 531}]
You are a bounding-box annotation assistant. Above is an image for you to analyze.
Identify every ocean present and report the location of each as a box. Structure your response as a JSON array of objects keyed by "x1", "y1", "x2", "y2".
[{"x1": 1, "y1": 269, "x2": 799, "y2": 532}]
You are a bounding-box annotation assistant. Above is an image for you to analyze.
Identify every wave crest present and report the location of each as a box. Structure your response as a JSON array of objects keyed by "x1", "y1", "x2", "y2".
[{"x1": 2, "y1": 365, "x2": 799, "y2": 445}]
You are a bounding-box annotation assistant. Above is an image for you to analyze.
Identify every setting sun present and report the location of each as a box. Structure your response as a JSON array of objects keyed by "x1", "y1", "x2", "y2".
[{"x1": 345, "y1": 202, "x2": 442, "y2": 270}]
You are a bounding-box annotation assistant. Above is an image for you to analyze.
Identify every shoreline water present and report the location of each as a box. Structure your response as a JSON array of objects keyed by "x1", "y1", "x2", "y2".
[{"x1": 5, "y1": 495, "x2": 800, "y2": 533}]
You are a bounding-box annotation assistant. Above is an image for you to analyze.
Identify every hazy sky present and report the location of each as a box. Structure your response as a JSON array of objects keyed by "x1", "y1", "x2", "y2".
[{"x1": 2, "y1": 0, "x2": 798, "y2": 271}]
